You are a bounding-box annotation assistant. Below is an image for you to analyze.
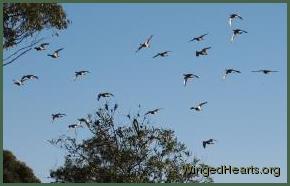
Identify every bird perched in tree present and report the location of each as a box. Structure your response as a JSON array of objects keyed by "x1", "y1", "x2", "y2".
[
  {"x1": 145, "y1": 108, "x2": 162, "y2": 116},
  {"x1": 223, "y1": 69, "x2": 241, "y2": 79},
  {"x1": 190, "y1": 102, "x2": 208, "y2": 112},
  {"x1": 252, "y1": 70, "x2": 279, "y2": 74},
  {"x1": 183, "y1": 73, "x2": 199, "y2": 86},
  {"x1": 196, "y1": 47, "x2": 211, "y2": 57},
  {"x1": 136, "y1": 35, "x2": 153, "y2": 53},
  {"x1": 48, "y1": 48, "x2": 64, "y2": 58},
  {"x1": 13, "y1": 74, "x2": 38, "y2": 86},
  {"x1": 228, "y1": 13, "x2": 243, "y2": 27},
  {"x1": 34, "y1": 43, "x2": 49, "y2": 51},
  {"x1": 74, "y1": 70, "x2": 90, "y2": 81},
  {"x1": 202, "y1": 139, "x2": 217, "y2": 148},
  {"x1": 153, "y1": 51, "x2": 172, "y2": 58},
  {"x1": 189, "y1": 33, "x2": 208, "y2": 42},
  {"x1": 97, "y1": 92, "x2": 114, "y2": 101},
  {"x1": 231, "y1": 29, "x2": 247, "y2": 42},
  {"x1": 51, "y1": 113, "x2": 66, "y2": 122}
]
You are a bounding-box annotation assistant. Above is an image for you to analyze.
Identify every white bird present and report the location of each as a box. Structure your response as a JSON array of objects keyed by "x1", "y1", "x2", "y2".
[
  {"x1": 190, "y1": 101, "x2": 208, "y2": 112},
  {"x1": 223, "y1": 69, "x2": 241, "y2": 79},
  {"x1": 34, "y1": 43, "x2": 49, "y2": 51},
  {"x1": 48, "y1": 48, "x2": 64, "y2": 58},
  {"x1": 136, "y1": 35, "x2": 153, "y2": 53},
  {"x1": 229, "y1": 13, "x2": 243, "y2": 27},
  {"x1": 231, "y1": 29, "x2": 247, "y2": 42},
  {"x1": 183, "y1": 73, "x2": 199, "y2": 86}
]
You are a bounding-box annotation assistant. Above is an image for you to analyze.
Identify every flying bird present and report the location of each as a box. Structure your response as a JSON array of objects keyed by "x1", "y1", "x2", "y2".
[
  {"x1": 231, "y1": 29, "x2": 247, "y2": 42},
  {"x1": 189, "y1": 33, "x2": 208, "y2": 42},
  {"x1": 136, "y1": 35, "x2": 153, "y2": 53},
  {"x1": 74, "y1": 70, "x2": 90, "y2": 81},
  {"x1": 48, "y1": 48, "x2": 64, "y2": 58},
  {"x1": 34, "y1": 43, "x2": 49, "y2": 51},
  {"x1": 202, "y1": 139, "x2": 217, "y2": 148},
  {"x1": 97, "y1": 92, "x2": 114, "y2": 101},
  {"x1": 68, "y1": 123, "x2": 83, "y2": 129},
  {"x1": 145, "y1": 108, "x2": 162, "y2": 116},
  {"x1": 229, "y1": 13, "x2": 243, "y2": 27},
  {"x1": 252, "y1": 70, "x2": 278, "y2": 74},
  {"x1": 196, "y1": 47, "x2": 211, "y2": 57},
  {"x1": 223, "y1": 69, "x2": 241, "y2": 79},
  {"x1": 13, "y1": 74, "x2": 38, "y2": 86},
  {"x1": 153, "y1": 51, "x2": 172, "y2": 58},
  {"x1": 13, "y1": 79, "x2": 24, "y2": 86},
  {"x1": 51, "y1": 113, "x2": 66, "y2": 122},
  {"x1": 77, "y1": 118, "x2": 91, "y2": 127},
  {"x1": 183, "y1": 73, "x2": 199, "y2": 87},
  {"x1": 190, "y1": 101, "x2": 208, "y2": 112}
]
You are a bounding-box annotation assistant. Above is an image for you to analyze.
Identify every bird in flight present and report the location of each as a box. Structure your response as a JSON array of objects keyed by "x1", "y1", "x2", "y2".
[
  {"x1": 48, "y1": 48, "x2": 64, "y2": 58},
  {"x1": 145, "y1": 108, "x2": 162, "y2": 116},
  {"x1": 74, "y1": 70, "x2": 90, "y2": 81},
  {"x1": 196, "y1": 47, "x2": 211, "y2": 57},
  {"x1": 231, "y1": 29, "x2": 247, "y2": 42},
  {"x1": 228, "y1": 13, "x2": 243, "y2": 27},
  {"x1": 51, "y1": 113, "x2": 66, "y2": 122},
  {"x1": 252, "y1": 70, "x2": 279, "y2": 74},
  {"x1": 97, "y1": 92, "x2": 114, "y2": 101},
  {"x1": 136, "y1": 35, "x2": 153, "y2": 53},
  {"x1": 153, "y1": 51, "x2": 172, "y2": 58},
  {"x1": 202, "y1": 139, "x2": 217, "y2": 148},
  {"x1": 13, "y1": 74, "x2": 39, "y2": 86},
  {"x1": 183, "y1": 73, "x2": 199, "y2": 87},
  {"x1": 34, "y1": 43, "x2": 49, "y2": 51},
  {"x1": 68, "y1": 123, "x2": 83, "y2": 129},
  {"x1": 77, "y1": 118, "x2": 91, "y2": 127},
  {"x1": 190, "y1": 101, "x2": 208, "y2": 112},
  {"x1": 189, "y1": 33, "x2": 208, "y2": 42},
  {"x1": 223, "y1": 69, "x2": 241, "y2": 79}
]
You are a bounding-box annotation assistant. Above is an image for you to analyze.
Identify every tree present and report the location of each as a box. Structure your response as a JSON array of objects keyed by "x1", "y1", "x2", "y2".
[
  {"x1": 3, "y1": 150, "x2": 41, "y2": 183},
  {"x1": 3, "y1": 3, "x2": 70, "y2": 66},
  {"x1": 49, "y1": 102, "x2": 213, "y2": 183}
]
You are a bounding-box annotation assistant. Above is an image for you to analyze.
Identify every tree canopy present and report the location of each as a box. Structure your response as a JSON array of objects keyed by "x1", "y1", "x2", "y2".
[
  {"x1": 3, "y1": 150, "x2": 41, "y2": 183},
  {"x1": 49, "y1": 102, "x2": 213, "y2": 183}
]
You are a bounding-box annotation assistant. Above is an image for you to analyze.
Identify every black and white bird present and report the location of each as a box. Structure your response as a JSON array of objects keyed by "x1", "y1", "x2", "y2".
[
  {"x1": 189, "y1": 33, "x2": 208, "y2": 42},
  {"x1": 196, "y1": 47, "x2": 211, "y2": 57},
  {"x1": 183, "y1": 73, "x2": 199, "y2": 87},
  {"x1": 223, "y1": 69, "x2": 241, "y2": 79},
  {"x1": 97, "y1": 92, "x2": 114, "y2": 101},
  {"x1": 13, "y1": 74, "x2": 38, "y2": 86},
  {"x1": 190, "y1": 101, "x2": 208, "y2": 112},
  {"x1": 229, "y1": 13, "x2": 243, "y2": 27},
  {"x1": 34, "y1": 43, "x2": 49, "y2": 51},
  {"x1": 136, "y1": 35, "x2": 153, "y2": 53},
  {"x1": 202, "y1": 139, "x2": 217, "y2": 148},
  {"x1": 231, "y1": 29, "x2": 247, "y2": 42},
  {"x1": 74, "y1": 70, "x2": 90, "y2": 81},
  {"x1": 68, "y1": 123, "x2": 83, "y2": 129},
  {"x1": 51, "y1": 113, "x2": 66, "y2": 122},
  {"x1": 252, "y1": 70, "x2": 278, "y2": 74},
  {"x1": 153, "y1": 51, "x2": 172, "y2": 58},
  {"x1": 145, "y1": 108, "x2": 162, "y2": 116},
  {"x1": 48, "y1": 48, "x2": 64, "y2": 58},
  {"x1": 77, "y1": 118, "x2": 91, "y2": 127}
]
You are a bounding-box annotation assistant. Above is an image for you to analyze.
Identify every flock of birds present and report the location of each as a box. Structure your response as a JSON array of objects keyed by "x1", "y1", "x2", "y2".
[{"x1": 12, "y1": 13, "x2": 279, "y2": 149}]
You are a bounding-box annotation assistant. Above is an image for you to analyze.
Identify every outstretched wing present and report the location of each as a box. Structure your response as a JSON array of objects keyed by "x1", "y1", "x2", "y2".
[
  {"x1": 55, "y1": 48, "x2": 64, "y2": 53},
  {"x1": 199, "y1": 101, "x2": 208, "y2": 106}
]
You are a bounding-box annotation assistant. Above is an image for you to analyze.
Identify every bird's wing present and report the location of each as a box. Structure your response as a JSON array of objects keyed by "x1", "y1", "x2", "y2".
[
  {"x1": 251, "y1": 70, "x2": 261, "y2": 72},
  {"x1": 41, "y1": 43, "x2": 49, "y2": 47},
  {"x1": 55, "y1": 48, "x2": 64, "y2": 53},
  {"x1": 193, "y1": 74, "x2": 199, "y2": 78},
  {"x1": 201, "y1": 33, "x2": 208, "y2": 38},
  {"x1": 153, "y1": 53, "x2": 160, "y2": 58},
  {"x1": 199, "y1": 102, "x2": 208, "y2": 106},
  {"x1": 147, "y1": 35, "x2": 153, "y2": 43},
  {"x1": 237, "y1": 15, "x2": 243, "y2": 20}
]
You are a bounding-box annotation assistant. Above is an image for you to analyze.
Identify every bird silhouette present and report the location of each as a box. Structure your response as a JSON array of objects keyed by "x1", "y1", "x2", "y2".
[
  {"x1": 183, "y1": 73, "x2": 199, "y2": 86},
  {"x1": 223, "y1": 69, "x2": 241, "y2": 79},
  {"x1": 74, "y1": 70, "x2": 90, "y2": 81},
  {"x1": 202, "y1": 139, "x2": 217, "y2": 148},
  {"x1": 189, "y1": 33, "x2": 208, "y2": 42},
  {"x1": 190, "y1": 101, "x2": 208, "y2": 111},
  {"x1": 97, "y1": 92, "x2": 114, "y2": 101},
  {"x1": 229, "y1": 13, "x2": 243, "y2": 27},
  {"x1": 13, "y1": 74, "x2": 38, "y2": 86},
  {"x1": 136, "y1": 35, "x2": 153, "y2": 53},
  {"x1": 145, "y1": 108, "x2": 162, "y2": 116},
  {"x1": 153, "y1": 51, "x2": 172, "y2": 58},
  {"x1": 252, "y1": 70, "x2": 278, "y2": 74},
  {"x1": 196, "y1": 47, "x2": 211, "y2": 57},
  {"x1": 34, "y1": 43, "x2": 49, "y2": 51},
  {"x1": 231, "y1": 29, "x2": 247, "y2": 42},
  {"x1": 48, "y1": 48, "x2": 64, "y2": 58},
  {"x1": 51, "y1": 113, "x2": 66, "y2": 122}
]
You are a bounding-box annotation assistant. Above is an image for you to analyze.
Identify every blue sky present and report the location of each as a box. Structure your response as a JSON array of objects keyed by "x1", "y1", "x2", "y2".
[{"x1": 3, "y1": 3, "x2": 287, "y2": 183}]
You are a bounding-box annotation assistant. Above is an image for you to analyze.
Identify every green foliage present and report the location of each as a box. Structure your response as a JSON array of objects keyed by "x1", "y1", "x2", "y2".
[
  {"x1": 49, "y1": 102, "x2": 213, "y2": 183},
  {"x1": 3, "y1": 3, "x2": 70, "y2": 49},
  {"x1": 3, "y1": 150, "x2": 41, "y2": 183}
]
